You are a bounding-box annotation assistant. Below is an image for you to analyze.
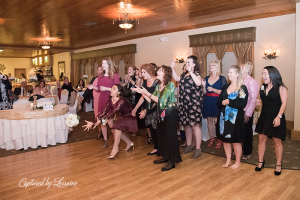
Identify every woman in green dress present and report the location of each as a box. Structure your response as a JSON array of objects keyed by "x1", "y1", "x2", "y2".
[{"x1": 132, "y1": 65, "x2": 182, "y2": 171}]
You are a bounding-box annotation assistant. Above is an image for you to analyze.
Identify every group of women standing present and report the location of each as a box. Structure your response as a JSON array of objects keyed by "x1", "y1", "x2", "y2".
[{"x1": 83, "y1": 56, "x2": 288, "y2": 175}]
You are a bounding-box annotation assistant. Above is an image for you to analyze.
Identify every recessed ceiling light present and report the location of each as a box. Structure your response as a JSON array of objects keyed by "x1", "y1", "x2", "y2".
[{"x1": 0, "y1": 49, "x2": 3, "y2": 52}]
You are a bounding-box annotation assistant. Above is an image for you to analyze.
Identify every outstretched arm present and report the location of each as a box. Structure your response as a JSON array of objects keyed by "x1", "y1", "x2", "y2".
[{"x1": 171, "y1": 61, "x2": 181, "y2": 82}]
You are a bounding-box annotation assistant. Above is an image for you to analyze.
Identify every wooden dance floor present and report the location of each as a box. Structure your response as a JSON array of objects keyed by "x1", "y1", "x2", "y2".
[{"x1": 0, "y1": 135, "x2": 299, "y2": 200}]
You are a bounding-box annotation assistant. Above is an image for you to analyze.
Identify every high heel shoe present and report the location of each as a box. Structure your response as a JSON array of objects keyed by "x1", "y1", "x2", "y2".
[
  {"x1": 102, "y1": 140, "x2": 108, "y2": 149},
  {"x1": 207, "y1": 137, "x2": 215, "y2": 147},
  {"x1": 274, "y1": 164, "x2": 282, "y2": 176},
  {"x1": 146, "y1": 137, "x2": 152, "y2": 145},
  {"x1": 107, "y1": 151, "x2": 119, "y2": 159},
  {"x1": 215, "y1": 140, "x2": 222, "y2": 149},
  {"x1": 255, "y1": 160, "x2": 265, "y2": 171},
  {"x1": 123, "y1": 143, "x2": 134, "y2": 151}
]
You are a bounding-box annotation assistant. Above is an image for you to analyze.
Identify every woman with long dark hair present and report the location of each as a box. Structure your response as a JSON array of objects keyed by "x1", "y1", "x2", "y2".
[
  {"x1": 76, "y1": 79, "x2": 85, "y2": 91},
  {"x1": 83, "y1": 84, "x2": 137, "y2": 158},
  {"x1": 133, "y1": 65, "x2": 181, "y2": 171},
  {"x1": 255, "y1": 66, "x2": 288, "y2": 176},
  {"x1": 171, "y1": 55, "x2": 203, "y2": 159}
]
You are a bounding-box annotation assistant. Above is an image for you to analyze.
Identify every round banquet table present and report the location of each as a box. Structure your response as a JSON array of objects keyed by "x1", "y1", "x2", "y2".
[
  {"x1": 18, "y1": 95, "x2": 60, "y2": 105},
  {"x1": 0, "y1": 104, "x2": 70, "y2": 150}
]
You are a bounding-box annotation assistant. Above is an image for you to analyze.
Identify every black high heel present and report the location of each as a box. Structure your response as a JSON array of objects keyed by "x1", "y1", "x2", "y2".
[
  {"x1": 255, "y1": 160, "x2": 265, "y2": 171},
  {"x1": 274, "y1": 164, "x2": 282, "y2": 176}
]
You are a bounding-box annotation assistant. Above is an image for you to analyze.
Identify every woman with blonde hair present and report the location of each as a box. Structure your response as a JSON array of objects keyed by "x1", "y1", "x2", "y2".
[
  {"x1": 216, "y1": 65, "x2": 248, "y2": 169},
  {"x1": 90, "y1": 59, "x2": 120, "y2": 148},
  {"x1": 202, "y1": 61, "x2": 227, "y2": 148}
]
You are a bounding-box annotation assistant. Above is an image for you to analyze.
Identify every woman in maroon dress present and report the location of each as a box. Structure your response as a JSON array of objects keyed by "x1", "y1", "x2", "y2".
[
  {"x1": 90, "y1": 59, "x2": 120, "y2": 148},
  {"x1": 83, "y1": 84, "x2": 137, "y2": 158}
]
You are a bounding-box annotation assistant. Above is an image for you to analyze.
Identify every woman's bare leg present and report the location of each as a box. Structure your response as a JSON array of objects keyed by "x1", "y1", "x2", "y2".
[
  {"x1": 258, "y1": 134, "x2": 268, "y2": 168},
  {"x1": 192, "y1": 125, "x2": 202, "y2": 149},
  {"x1": 230, "y1": 143, "x2": 242, "y2": 169},
  {"x1": 273, "y1": 137, "x2": 283, "y2": 172},
  {"x1": 222, "y1": 143, "x2": 232, "y2": 167}
]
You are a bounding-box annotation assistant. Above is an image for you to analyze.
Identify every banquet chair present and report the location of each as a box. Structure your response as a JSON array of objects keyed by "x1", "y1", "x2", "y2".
[
  {"x1": 60, "y1": 90, "x2": 69, "y2": 104},
  {"x1": 13, "y1": 99, "x2": 29, "y2": 109},
  {"x1": 69, "y1": 93, "x2": 79, "y2": 114},
  {"x1": 84, "y1": 100, "x2": 94, "y2": 112}
]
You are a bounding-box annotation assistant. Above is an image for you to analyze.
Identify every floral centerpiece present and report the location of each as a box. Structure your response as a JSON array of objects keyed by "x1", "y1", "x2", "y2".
[
  {"x1": 83, "y1": 75, "x2": 88, "y2": 85},
  {"x1": 65, "y1": 114, "x2": 80, "y2": 131}
]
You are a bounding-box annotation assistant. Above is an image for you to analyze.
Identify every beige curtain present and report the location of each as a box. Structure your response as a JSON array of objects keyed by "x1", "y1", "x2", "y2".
[
  {"x1": 213, "y1": 44, "x2": 228, "y2": 73},
  {"x1": 74, "y1": 59, "x2": 82, "y2": 87},
  {"x1": 87, "y1": 58, "x2": 96, "y2": 82},
  {"x1": 192, "y1": 46, "x2": 211, "y2": 78},
  {"x1": 242, "y1": 42, "x2": 254, "y2": 76},
  {"x1": 96, "y1": 57, "x2": 103, "y2": 67},
  {"x1": 121, "y1": 54, "x2": 134, "y2": 73},
  {"x1": 232, "y1": 42, "x2": 252, "y2": 65},
  {"x1": 112, "y1": 55, "x2": 122, "y2": 74}
]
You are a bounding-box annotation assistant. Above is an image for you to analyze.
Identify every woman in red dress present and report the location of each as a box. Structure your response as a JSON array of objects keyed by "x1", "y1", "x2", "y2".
[{"x1": 90, "y1": 59, "x2": 120, "y2": 148}]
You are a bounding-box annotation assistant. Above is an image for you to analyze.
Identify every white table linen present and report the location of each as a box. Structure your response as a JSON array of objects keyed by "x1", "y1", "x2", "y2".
[{"x1": 0, "y1": 104, "x2": 70, "y2": 150}]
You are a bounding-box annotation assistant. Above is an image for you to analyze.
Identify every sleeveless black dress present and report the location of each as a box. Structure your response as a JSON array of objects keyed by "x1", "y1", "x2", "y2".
[{"x1": 255, "y1": 85, "x2": 286, "y2": 140}]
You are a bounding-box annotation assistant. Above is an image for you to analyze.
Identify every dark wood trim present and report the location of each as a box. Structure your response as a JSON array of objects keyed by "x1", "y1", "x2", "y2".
[
  {"x1": 73, "y1": 10, "x2": 294, "y2": 50},
  {"x1": 291, "y1": 129, "x2": 300, "y2": 141},
  {"x1": 286, "y1": 120, "x2": 294, "y2": 131},
  {"x1": 72, "y1": 44, "x2": 137, "y2": 60},
  {"x1": 189, "y1": 27, "x2": 256, "y2": 47}
]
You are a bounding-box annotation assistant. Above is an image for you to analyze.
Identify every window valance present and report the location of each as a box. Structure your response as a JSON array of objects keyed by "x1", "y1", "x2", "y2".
[
  {"x1": 189, "y1": 27, "x2": 256, "y2": 47},
  {"x1": 72, "y1": 44, "x2": 137, "y2": 60}
]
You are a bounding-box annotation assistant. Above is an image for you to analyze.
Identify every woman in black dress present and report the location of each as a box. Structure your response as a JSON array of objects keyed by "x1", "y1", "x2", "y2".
[
  {"x1": 132, "y1": 64, "x2": 159, "y2": 155},
  {"x1": 255, "y1": 66, "x2": 288, "y2": 176},
  {"x1": 216, "y1": 65, "x2": 248, "y2": 169},
  {"x1": 133, "y1": 65, "x2": 181, "y2": 171},
  {"x1": 171, "y1": 56, "x2": 203, "y2": 159}
]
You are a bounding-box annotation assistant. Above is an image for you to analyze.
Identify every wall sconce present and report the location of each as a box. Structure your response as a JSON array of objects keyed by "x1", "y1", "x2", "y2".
[
  {"x1": 262, "y1": 49, "x2": 278, "y2": 60},
  {"x1": 176, "y1": 55, "x2": 185, "y2": 63}
]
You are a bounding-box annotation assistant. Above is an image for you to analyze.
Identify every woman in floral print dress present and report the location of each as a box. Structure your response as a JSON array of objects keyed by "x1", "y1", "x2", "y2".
[{"x1": 171, "y1": 55, "x2": 203, "y2": 159}]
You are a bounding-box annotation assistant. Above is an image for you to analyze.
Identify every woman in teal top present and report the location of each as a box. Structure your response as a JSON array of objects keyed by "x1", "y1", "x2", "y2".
[{"x1": 133, "y1": 65, "x2": 182, "y2": 171}]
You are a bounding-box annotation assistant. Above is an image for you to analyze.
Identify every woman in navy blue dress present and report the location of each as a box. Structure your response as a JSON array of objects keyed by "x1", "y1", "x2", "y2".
[{"x1": 202, "y1": 61, "x2": 227, "y2": 148}]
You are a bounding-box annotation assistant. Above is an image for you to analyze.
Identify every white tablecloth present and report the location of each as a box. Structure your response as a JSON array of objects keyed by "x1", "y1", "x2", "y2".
[{"x1": 0, "y1": 106, "x2": 70, "y2": 150}]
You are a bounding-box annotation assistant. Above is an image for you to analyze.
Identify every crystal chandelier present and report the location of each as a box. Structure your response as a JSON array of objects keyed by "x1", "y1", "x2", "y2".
[
  {"x1": 113, "y1": 13, "x2": 139, "y2": 33},
  {"x1": 38, "y1": 39, "x2": 53, "y2": 49}
]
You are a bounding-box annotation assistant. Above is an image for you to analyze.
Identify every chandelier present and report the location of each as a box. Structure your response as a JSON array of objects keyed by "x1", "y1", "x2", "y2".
[
  {"x1": 38, "y1": 39, "x2": 53, "y2": 49},
  {"x1": 113, "y1": 13, "x2": 139, "y2": 33}
]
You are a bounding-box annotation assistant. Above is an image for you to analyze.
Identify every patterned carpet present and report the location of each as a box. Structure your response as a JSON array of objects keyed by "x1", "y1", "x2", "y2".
[
  {"x1": 200, "y1": 130, "x2": 300, "y2": 170},
  {"x1": 1, "y1": 110, "x2": 299, "y2": 170}
]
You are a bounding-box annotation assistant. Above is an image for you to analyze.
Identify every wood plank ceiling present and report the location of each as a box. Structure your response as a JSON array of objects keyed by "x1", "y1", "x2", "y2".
[{"x1": 0, "y1": 0, "x2": 296, "y2": 58}]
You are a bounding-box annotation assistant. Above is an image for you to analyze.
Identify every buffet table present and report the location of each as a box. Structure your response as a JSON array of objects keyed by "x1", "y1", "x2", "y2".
[{"x1": 0, "y1": 104, "x2": 70, "y2": 150}]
